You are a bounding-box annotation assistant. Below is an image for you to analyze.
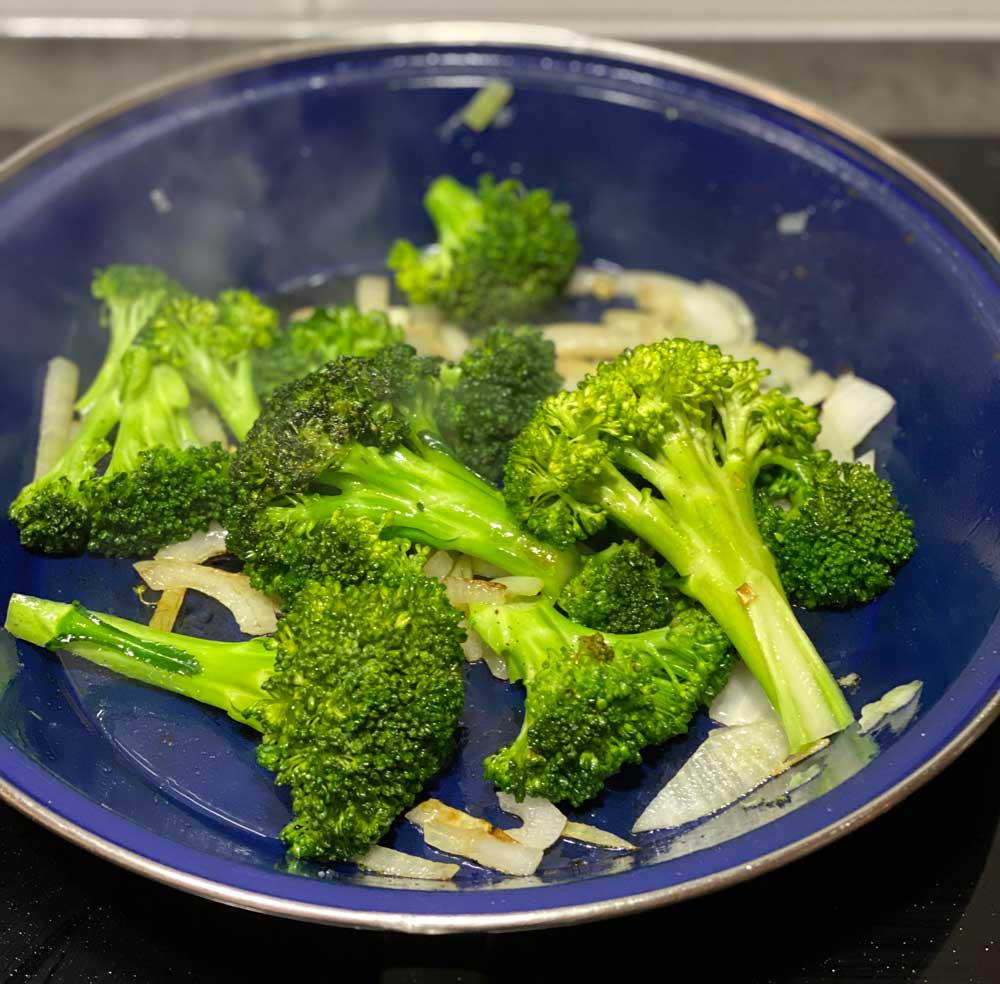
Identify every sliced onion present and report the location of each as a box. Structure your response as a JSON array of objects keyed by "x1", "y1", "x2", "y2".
[
  {"x1": 386, "y1": 306, "x2": 410, "y2": 331},
  {"x1": 708, "y1": 661, "x2": 776, "y2": 726},
  {"x1": 443, "y1": 577, "x2": 507, "y2": 609},
  {"x1": 633, "y1": 715, "x2": 790, "y2": 832},
  {"x1": 561, "y1": 821, "x2": 636, "y2": 851},
  {"x1": 566, "y1": 266, "x2": 617, "y2": 300},
  {"x1": 34, "y1": 356, "x2": 79, "y2": 480},
  {"x1": 448, "y1": 554, "x2": 473, "y2": 580},
  {"x1": 189, "y1": 403, "x2": 230, "y2": 449},
  {"x1": 557, "y1": 356, "x2": 600, "y2": 391},
  {"x1": 789, "y1": 370, "x2": 835, "y2": 406},
  {"x1": 492, "y1": 576, "x2": 543, "y2": 598},
  {"x1": 133, "y1": 560, "x2": 278, "y2": 636},
  {"x1": 354, "y1": 845, "x2": 458, "y2": 881},
  {"x1": 855, "y1": 448, "x2": 877, "y2": 469},
  {"x1": 460, "y1": 625, "x2": 485, "y2": 663},
  {"x1": 496, "y1": 792, "x2": 566, "y2": 850},
  {"x1": 472, "y1": 558, "x2": 509, "y2": 579},
  {"x1": 422, "y1": 549, "x2": 455, "y2": 580},
  {"x1": 818, "y1": 373, "x2": 895, "y2": 460},
  {"x1": 149, "y1": 587, "x2": 186, "y2": 633},
  {"x1": 355, "y1": 274, "x2": 390, "y2": 314},
  {"x1": 482, "y1": 647, "x2": 509, "y2": 681},
  {"x1": 544, "y1": 323, "x2": 630, "y2": 360},
  {"x1": 858, "y1": 681, "x2": 923, "y2": 735},
  {"x1": 406, "y1": 799, "x2": 544, "y2": 876},
  {"x1": 439, "y1": 325, "x2": 470, "y2": 361},
  {"x1": 155, "y1": 522, "x2": 228, "y2": 564}
]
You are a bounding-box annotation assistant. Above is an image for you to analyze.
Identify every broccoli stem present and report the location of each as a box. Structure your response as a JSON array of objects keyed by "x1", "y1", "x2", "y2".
[
  {"x1": 5, "y1": 594, "x2": 274, "y2": 727},
  {"x1": 179, "y1": 345, "x2": 260, "y2": 442},
  {"x1": 595, "y1": 443, "x2": 853, "y2": 752},
  {"x1": 323, "y1": 444, "x2": 579, "y2": 593}
]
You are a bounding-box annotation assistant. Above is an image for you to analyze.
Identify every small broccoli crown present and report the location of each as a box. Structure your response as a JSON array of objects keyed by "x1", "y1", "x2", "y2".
[
  {"x1": 231, "y1": 501, "x2": 427, "y2": 604},
  {"x1": 388, "y1": 174, "x2": 580, "y2": 328},
  {"x1": 755, "y1": 457, "x2": 916, "y2": 609},
  {"x1": 473, "y1": 598, "x2": 733, "y2": 806},
  {"x1": 558, "y1": 540, "x2": 677, "y2": 634},
  {"x1": 9, "y1": 478, "x2": 93, "y2": 555},
  {"x1": 435, "y1": 325, "x2": 562, "y2": 484},
  {"x1": 258, "y1": 576, "x2": 465, "y2": 860},
  {"x1": 85, "y1": 444, "x2": 231, "y2": 558},
  {"x1": 91, "y1": 264, "x2": 177, "y2": 307},
  {"x1": 231, "y1": 354, "x2": 409, "y2": 507},
  {"x1": 253, "y1": 306, "x2": 404, "y2": 398}
]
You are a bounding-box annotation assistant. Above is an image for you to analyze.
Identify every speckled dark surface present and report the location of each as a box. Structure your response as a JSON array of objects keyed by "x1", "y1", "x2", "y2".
[{"x1": 0, "y1": 131, "x2": 998, "y2": 983}]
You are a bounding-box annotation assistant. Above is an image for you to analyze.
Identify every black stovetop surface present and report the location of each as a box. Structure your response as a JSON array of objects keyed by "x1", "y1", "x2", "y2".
[{"x1": 1, "y1": 132, "x2": 998, "y2": 984}]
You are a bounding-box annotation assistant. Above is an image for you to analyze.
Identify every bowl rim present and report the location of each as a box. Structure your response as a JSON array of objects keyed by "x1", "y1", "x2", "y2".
[{"x1": 1, "y1": 21, "x2": 999, "y2": 934}]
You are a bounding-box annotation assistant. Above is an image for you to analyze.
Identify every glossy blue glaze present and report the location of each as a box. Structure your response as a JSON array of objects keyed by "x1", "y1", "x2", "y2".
[{"x1": 0, "y1": 39, "x2": 999, "y2": 923}]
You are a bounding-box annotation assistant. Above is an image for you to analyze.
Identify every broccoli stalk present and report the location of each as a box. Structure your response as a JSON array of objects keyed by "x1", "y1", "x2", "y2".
[
  {"x1": 84, "y1": 348, "x2": 231, "y2": 558},
  {"x1": 6, "y1": 575, "x2": 465, "y2": 862},
  {"x1": 468, "y1": 596, "x2": 732, "y2": 805},
  {"x1": 76, "y1": 265, "x2": 181, "y2": 417},
  {"x1": 229, "y1": 344, "x2": 580, "y2": 596},
  {"x1": 504, "y1": 339, "x2": 862, "y2": 752},
  {"x1": 388, "y1": 175, "x2": 580, "y2": 328},
  {"x1": 145, "y1": 289, "x2": 278, "y2": 441}
]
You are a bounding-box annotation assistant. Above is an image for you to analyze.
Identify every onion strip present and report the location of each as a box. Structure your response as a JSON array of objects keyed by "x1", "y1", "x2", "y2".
[
  {"x1": 354, "y1": 845, "x2": 458, "y2": 881},
  {"x1": 154, "y1": 523, "x2": 228, "y2": 564},
  {"x1": 33, "y1": 357, "x2": 79, "y2": 480}
]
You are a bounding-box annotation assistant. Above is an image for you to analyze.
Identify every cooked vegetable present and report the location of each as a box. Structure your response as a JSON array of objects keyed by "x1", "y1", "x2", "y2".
[
  {"x1": 355, "y1": 845, "x2": 459, "y2": 881},
  {"x1": 6, "y1": 575, "x2": 465, "y2": 862},
  {"x1": 388, "y1": 175, "x2": 580, "y2": 328},
  {"x1": 503, "y1": 338, "x2": 902, "y2": 751},
  {"x1": 495, "y1": 792, "x2": 566, "y2": 849},
  {"x1": 468, "y1": 596, "x2": 732, "y2": 806},
  {"x1": 34, "y1": 357, "x2": 80, "y2": 480}
]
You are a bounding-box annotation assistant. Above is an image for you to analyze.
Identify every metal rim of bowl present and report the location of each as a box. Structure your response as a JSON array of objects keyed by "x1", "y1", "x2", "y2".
[{"x1": 1, "y1": 21, "x2": 999, "y2": 934}]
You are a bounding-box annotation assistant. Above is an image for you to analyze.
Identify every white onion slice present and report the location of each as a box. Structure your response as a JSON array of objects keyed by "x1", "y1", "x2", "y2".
[
  {"x1": 133, "y1": 560, "x2": 278, "y2": 636},
  {"x1": 788, "y1": 370, "x2": 835, "y2": 406},
  {"x1": 148, "y1": 587, "x2": 186, "y2": 633},
  {"x1": 855, "y1": 449, "x2": 877, "y2": 469},
  {"x1": 422, "y1": 549, "x2": 455, "y2": 580},
  {"x1": 544, "y1": 324, "x2": 630, "y2": 360},
  {"x1": 443, "y1": 577, "x2": 506, "y2": 609},
  {"x1": 857, "y1": 681, "x2": 923, "y2": 735},
  {"x1": 439, "y1": 325, "x2": 470, "y2": 361},
  {"x1": 472, "y1": 558, "x2": 509, "y2": 579},
  {"x1": 448, "y1": 554, "x2": 473, "y2": 580},
  {"x1": 354, "y1": 845, "x2": 458, "y2": 881},
  {"x1": 708, "y1": 661, "x2": 776, "y2": 726},
  {"x1": 155, "y1": 522, "x2": 228, "y2": 564},
  {"x1": 561, "y1": 821, "x2": 636, "y2": 851},
  {"x1": 496, "y1": 792, "x2": 566, "y2": 850},
  {"x1": 34, "y1": 356, "x2": 79, "y2": 480},
  {"x1": 406, "y1": 799, "x2": 544, "y2": 875},
  {"x1": 355, "y1": 274, "x2": 390, "y2": 314},
  {"x1": 386, "y1": 306, "x2": 410, "y2": 331},
  {"x1": 189, "y1": 403, "x2": 230, "y2": 448},
  {"x1": 633, "y1": 716, "x2": 790, "y2": 832},
  {"x1": 492, "y1": 576, "x2": 544, "y2": 598},
  {"x1": 818, "y1": 373, "x2": 895, "y2": 460}
]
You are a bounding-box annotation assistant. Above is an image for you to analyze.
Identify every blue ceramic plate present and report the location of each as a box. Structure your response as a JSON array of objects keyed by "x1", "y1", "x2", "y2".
[{"x1": 1, "y1": 25, "x2": 999, "y2": 932}]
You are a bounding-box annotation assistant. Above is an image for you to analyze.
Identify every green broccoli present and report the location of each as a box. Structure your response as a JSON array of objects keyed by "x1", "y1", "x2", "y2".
[
  {"x1": 468, "y1": 596, "x2": 732, "y2": 805},
  {"x1": 5, "y1": 575, "x2": 465, "y2": 861},
  {"x1": 144, "y1": 289, "x2": 278, "y2": 441},
  {"x1": 388, "y1": 175, "x2": 580, "y2": 328},
  {"x1": 435, "y1": 324, "x2": 562, "y2": 484},
  {"x1": 503, "y1": 338, "x2": 908, "y2": 751},
  {"x1": 228, "y1": 343, "x2": 580, "y2": 594},
  {"x1": 253, "y1": 305, "x2": 404, "y2": 399},
  {"x1": 754, "y1": 455, "x2": 916, "y2": 609},
  {"x1": 557, "y1": 540, "x2": 679, "y2": 634},
  {"x1": 84, "y1": 348, "x2": 231, "y2": 558},
  {"x1": 76, "y1": 265, "x2": 182, "y2": 417},
  {"x1": 9, "y1": 377, "x2": 122, "y2": 554}
]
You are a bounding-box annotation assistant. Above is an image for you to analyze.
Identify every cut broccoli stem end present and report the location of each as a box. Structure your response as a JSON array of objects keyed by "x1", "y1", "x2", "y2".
[
  {"x1": 5, "y1": 594, "x2": 274, "y2": 727},
  {"x1": 597, "y1": 461, "x2": 854, "y2": 751},
  {"x1": 328, "y1": 445, "x2": 579, "y2": 593}
]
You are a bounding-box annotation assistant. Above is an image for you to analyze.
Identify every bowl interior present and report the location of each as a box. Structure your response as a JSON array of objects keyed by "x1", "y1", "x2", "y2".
[{"x1": 1, "y1": 36, "x2": 999, "y2": 924}]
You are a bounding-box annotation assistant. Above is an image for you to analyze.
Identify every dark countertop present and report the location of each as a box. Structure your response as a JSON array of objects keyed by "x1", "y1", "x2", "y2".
[{"x1": 1, "y1": 132, "x2": 998, "y2": 984}]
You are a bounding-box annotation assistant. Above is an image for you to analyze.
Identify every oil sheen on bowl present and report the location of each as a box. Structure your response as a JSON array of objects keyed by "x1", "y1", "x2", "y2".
[{"x1": 0, "y1": 26, "x2": 998, "y2": 932}]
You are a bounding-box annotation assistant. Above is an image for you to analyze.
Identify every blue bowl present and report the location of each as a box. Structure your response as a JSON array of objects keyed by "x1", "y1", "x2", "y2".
[{"x1": 1, "y1": 25, "x2": 998, "y2": 932}]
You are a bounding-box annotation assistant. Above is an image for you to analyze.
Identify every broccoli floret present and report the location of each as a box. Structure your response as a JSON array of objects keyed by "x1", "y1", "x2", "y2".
[
  {"x1": 6, "y1": 576, "x2": 465, "y2": 862},
  {"x1": 503, "y1": 338, "x2": 889, "y2": 751},
  {"x1": 755, "y1": 455, "x2": 916, "y2": 609},
  {"x1": 558, "y1": 540, "x2": 679, "y2": 634},
  {"x1": 229, "y1": 498, "x2": 428, "y2": 605},
  {"x1": 435, "y1": 324, "x2": 562, "y2": 484},
  {"x1": 253, "y1": 306, "x2": 404, "y2": 399},
  {"x1": 144, "y1": 289, "x2": 278, "y2": 441},
  {"x1": 85, "y1": 348, "x2": 231, "y2": 557},
  {"x1": 468, "y1": 596, "x2": 732, "y2": 806},
  {"x1": 388, "y1": 175, "x2": 580, "y2": 328},
  {"x1": 229, "y1": 344, "x2": 579, "y2": 594},
  {"x1": 76, "y1": 265, "x2": 182, "y2": 416},
  {"x1": 9, "y1": 379, "x2": 122, "y2": 554}
]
